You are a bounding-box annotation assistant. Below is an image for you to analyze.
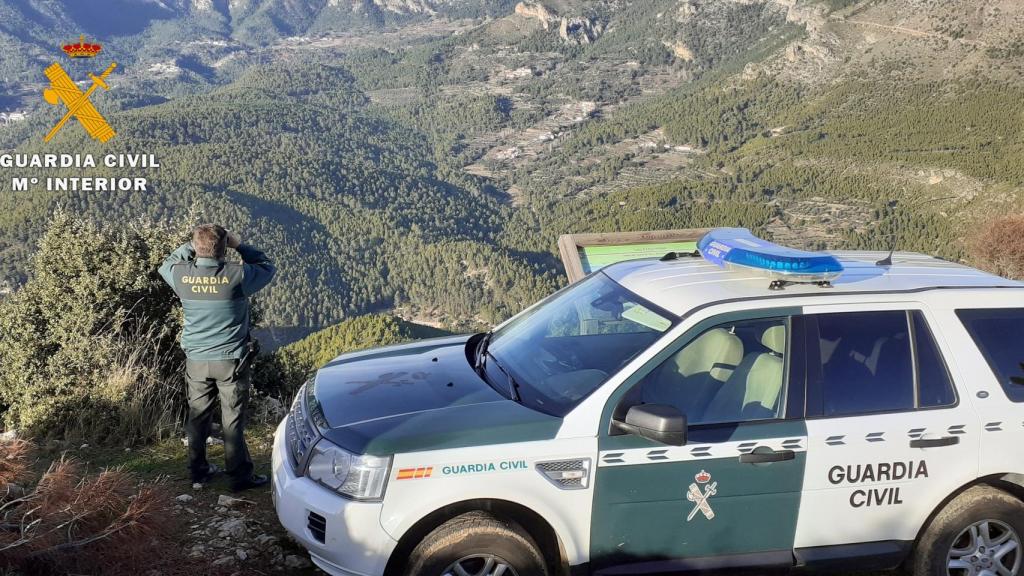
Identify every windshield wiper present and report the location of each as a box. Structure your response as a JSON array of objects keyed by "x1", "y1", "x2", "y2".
[
  {"x1": 473, "y1": 332, "x2": 521, "y2": 402},
  {"x1": 474, "y1": 331, "x2": 493, "y2": 373},
  {"x1": 485, "y1": 350, "x2": 521, "y2": 402}
]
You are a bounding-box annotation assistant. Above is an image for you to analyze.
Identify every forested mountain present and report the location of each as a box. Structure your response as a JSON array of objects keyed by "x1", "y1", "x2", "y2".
[{"x1": 2, "y1": 0, "x2": 1022, "y2": 344}]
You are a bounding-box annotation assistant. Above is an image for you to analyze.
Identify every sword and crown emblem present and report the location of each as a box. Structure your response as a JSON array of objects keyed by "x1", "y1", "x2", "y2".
[
  {"x1": 686, "y1": 470, "x2": 717, "y2": 522},
  {"x1": 62, "y1": 35, "x2": 102, "y2": 59}
]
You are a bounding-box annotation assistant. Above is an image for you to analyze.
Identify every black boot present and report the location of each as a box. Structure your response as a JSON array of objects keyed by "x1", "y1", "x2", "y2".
[
  {"x1": 191, "y1": 462, "x2": 221, "y2": 484},
  {"x1": 231, "y1": 474, "x2": 269, "y2": 492}
]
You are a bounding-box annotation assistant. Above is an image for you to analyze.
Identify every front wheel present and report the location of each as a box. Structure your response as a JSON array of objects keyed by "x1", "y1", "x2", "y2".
[
  {"x1": 913, "y1": 485, "x2": 1024, "y2": 576},
  {"x1": 403, "y1": 511, "x2": 549, "y2": 576}
]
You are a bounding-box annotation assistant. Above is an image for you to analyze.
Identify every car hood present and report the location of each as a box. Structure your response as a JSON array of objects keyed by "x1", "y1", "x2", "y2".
[{"x1": 314, "y1": 335, "x2": 561, "y2": 456}]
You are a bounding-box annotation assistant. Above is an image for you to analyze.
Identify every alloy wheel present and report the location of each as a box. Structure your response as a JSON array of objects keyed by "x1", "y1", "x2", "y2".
[
  {"x1": 948, "y1": 519, "x2": 1021, "y2": 576},
  {"x1": 442, "y1": 554, "x2": 519, "y2": 576}
]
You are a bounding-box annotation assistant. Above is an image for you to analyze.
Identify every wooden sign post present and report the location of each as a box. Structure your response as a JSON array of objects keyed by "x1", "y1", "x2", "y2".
[{"x1": 557, "y1": 228, "x2": 712, "y2": 283}]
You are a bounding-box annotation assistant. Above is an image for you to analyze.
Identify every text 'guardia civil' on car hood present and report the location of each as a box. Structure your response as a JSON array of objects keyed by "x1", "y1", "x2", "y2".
[{"x1": 313, "y1": 335, "x2": 561, "y2": 456}]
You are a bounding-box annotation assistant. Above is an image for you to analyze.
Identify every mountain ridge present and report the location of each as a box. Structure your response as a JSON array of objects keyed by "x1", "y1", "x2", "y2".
[{"x1": 1, "y1": 0, "x2": 1022, "y2": 342}]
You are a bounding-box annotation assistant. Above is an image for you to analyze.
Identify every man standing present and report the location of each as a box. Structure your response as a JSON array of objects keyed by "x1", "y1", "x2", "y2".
[{"x1": 159, "y1": 224, "x2": 276, "y2": 491}]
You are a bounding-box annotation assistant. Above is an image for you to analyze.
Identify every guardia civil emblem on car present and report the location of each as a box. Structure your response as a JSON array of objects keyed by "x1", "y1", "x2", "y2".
[
  {"x1": 686, "y1": 470, "x2": 716, "y2": 521},
  {"x1": 271, "y1": 228, "x2": 1024, "y2": 576}
]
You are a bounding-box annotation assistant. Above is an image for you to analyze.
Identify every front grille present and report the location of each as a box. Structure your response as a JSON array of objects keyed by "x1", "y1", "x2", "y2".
[{"x1": 307, "y1": 511, "x2": 327, "y2": 543}]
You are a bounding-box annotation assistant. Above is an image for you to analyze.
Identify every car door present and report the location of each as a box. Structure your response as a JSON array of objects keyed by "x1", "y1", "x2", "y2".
[
  {"x1": 793, "y1": 304, "x2": 980, "y2": 558},
  {"x1": 590, "y1": 310, "x2": 808, "y2": 574}
]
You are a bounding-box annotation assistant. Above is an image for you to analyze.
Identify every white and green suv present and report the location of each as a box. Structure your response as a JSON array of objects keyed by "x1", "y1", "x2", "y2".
[{"x1": 272, "y1": 228, "x2": 1024, "y2": 576}]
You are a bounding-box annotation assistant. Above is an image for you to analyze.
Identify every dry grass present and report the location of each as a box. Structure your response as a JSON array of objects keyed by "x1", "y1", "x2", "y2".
[
  {"x1": 0, "y1": 440, "x2": 216, "y2": 575},
  {"x1": 967, "y1": 214, "x2": 1024, "y2": 280}
]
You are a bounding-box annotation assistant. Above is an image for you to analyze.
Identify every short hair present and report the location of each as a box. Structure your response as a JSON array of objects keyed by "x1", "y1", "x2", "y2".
[{"x1": 192, "y1": 224, "x2": 227, "y2": 259}]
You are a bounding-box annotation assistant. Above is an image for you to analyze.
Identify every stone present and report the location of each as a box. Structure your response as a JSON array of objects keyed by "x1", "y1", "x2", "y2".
[
  {"x1": 217, "y1": 494, "x2": 247, "y2": 507},
  {"x1": 212, "y1": 557, "x2": 234, "y2": 567},
  {"x1": 219, "y1": 518, "x2": 246, "y2": 539},
  {"x1": 192, "y1": 482, "x2": 203, "y2": 490},
  {"x1": 254, "y1": 534, "x2": 278, "y2": 549},
  {"x1": 236, "y1": 548, "x2": 248, "y2": 561},
  {"x1": 284, "y1": 555, "x2": 310, "y2": 569},
  {"x1": 175, "y1": 494, "x2": 194, "y2": 503}
]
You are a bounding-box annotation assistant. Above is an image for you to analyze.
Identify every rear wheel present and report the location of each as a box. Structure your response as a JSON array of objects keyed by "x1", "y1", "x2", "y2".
[
  {"x1": 403, "y1": 511, "x2": 548, "y2": 576},
  {"x1": 913, "y1": 485, "x2": 1024, "y2": 576}
]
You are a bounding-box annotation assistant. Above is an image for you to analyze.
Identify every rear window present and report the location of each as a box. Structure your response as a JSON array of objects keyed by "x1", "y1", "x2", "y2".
[
  {"x1": 806, "y1": 310, "x2": 957, "y2": 417},
  {"x1": 956, "y1": 309, "x2": 1024, "y2": 402}
]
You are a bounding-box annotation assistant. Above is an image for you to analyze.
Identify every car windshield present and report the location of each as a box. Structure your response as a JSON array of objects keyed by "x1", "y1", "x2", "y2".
[{"x1": 485, "y1": 272, "x2": 675, "y2": 417}]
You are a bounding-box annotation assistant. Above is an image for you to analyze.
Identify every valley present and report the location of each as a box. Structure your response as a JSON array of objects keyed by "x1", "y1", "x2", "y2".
[{"x1": 1, "y1": 0, "x2": 1023, "y2": 342}]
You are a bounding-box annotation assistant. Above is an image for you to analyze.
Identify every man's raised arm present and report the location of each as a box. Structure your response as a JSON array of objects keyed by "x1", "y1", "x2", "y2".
[
  {"x1": 159, "y1": 242, "x2": 195, "y2": 287},
  {"x1": 235, "y1": 241, "x2": 276, "y2": 296}
]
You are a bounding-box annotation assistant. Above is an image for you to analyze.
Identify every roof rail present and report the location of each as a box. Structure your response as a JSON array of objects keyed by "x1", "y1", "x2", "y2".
[
  {"x1": 768, "y1": 279, "x2": 835, "y2": 291},
  {"x1": 660, "y1": 250, "x2": 701, "y2": 261}
]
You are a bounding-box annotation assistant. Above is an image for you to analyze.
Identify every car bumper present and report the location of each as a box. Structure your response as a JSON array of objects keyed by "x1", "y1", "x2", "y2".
[{"x1": 272, "y1": 420, "x2": 397, "y2": 576}]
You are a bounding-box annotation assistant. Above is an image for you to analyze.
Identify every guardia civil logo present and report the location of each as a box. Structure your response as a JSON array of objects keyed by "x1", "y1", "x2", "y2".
[
  {"x1": 42, "y1": 35, "x2": 117, "y2": 143},
  {"x1": 686, "y1": 470, "x2": 716, "y2": 521}
]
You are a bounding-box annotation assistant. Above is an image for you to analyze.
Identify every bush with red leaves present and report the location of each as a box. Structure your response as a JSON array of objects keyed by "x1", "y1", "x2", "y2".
[
  {"x1": 0, "y1": 441, "x2": 189, "y2": 575},
  {"x1": 968, "y1": 214, "x2": 1024, "y2": 280}
]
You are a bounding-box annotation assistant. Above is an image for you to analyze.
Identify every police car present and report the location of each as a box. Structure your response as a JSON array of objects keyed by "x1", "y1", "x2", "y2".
[{"x1": 272, "y1": 228, "x2": 1024, "y2": 576}]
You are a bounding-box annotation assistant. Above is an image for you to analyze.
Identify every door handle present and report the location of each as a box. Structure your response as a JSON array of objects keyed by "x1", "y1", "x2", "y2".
[
  {"x1": 910, "y1": 436, "x2": 959, "y2": 448},
  {"x1": 739, "y1": 449, "x2": 795, "y2": 464}
]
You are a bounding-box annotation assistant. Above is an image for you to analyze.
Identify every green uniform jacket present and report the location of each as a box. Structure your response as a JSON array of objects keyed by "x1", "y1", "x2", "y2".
[{"x1": 159, "y1": 242, "x2": 276, "y2": 360}]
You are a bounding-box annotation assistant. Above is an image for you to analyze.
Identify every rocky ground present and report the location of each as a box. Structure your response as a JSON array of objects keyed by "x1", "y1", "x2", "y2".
[{"x1": 48, "y1": 425, "x2": 324, "y2": 576}]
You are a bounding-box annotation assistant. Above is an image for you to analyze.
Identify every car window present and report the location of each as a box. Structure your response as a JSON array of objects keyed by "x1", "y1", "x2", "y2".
[
  {"x1": 807, "y1": 310, "x2": 956, "y2": 417},
  {"x1": 632, "y1": 317, "x2": 789, "y2": 426},
  {"x1": 811, "y1": 311, "x2": 914, "y2": 416},
  {"x1": 913, "y1": 311, "x2": 957, "y2": 408},
  {"x1": 956, "y1": 308, "x2": 1024, "y2": 402},
  {"x1": 488, "y1": 272, "x2": 675, "y2": 417}
]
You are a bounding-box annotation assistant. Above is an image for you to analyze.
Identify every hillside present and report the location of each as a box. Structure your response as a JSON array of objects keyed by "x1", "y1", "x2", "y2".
[{"x1": 2, "y1": 0, "x2": 1022, "y2": 343}]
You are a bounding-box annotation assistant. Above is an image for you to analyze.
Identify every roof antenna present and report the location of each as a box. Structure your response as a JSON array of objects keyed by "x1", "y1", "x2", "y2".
[
  {"x1": 875, "y1": 243, "x2": 896, "y2": 267},
  {"x1": 874, "y1": 192, "x2": 958, "y2": 267}
]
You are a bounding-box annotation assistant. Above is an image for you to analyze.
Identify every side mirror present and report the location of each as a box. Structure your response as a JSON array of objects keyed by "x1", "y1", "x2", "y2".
[{"x1": 612, "y1": 404, "x2": 686, "y2": 446}]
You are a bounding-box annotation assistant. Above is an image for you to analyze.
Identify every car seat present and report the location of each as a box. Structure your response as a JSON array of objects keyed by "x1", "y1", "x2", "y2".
[
  {"x1": 641, "y1": 328, "x2": 743, "y2": 416},
  {"x1": 701, "y1": 325, "x2": 786, "y2": 423}
]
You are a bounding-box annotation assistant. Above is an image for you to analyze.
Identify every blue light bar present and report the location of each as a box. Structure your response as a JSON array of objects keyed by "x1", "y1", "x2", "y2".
[{"x1": 697, "y1": 228, "x2": 844, "y2": 282}]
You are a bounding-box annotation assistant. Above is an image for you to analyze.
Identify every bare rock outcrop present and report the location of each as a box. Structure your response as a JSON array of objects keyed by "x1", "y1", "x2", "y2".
[
  {"x1": 514, "y1": 2, "x2": 558, "y2": 29},
  {"x1": 558, "y1": 15, "x2": 602, "y2": 45}
]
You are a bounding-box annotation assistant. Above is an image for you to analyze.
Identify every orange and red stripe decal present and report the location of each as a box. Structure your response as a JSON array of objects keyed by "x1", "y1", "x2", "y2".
[{"x1": 396, "y1": 466, "x2": 433, "y2": 480}]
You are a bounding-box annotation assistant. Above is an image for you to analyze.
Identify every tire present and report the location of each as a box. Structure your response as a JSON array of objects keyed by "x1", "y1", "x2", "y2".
[
  {"x1": 403, "y1": 511, "x2": 549, "y2": 576},
  {"x1": 913, "y1": 485, "x2": 1024, "y2": 576}
]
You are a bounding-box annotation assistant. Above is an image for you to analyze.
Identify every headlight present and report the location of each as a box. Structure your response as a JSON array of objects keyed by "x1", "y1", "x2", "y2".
[
  {"x1": 287, "y1": 387, "x2": 317, "y2": 468},
  {"x1": 307, "y1": 440, "x2": 391, "y2": 501}
]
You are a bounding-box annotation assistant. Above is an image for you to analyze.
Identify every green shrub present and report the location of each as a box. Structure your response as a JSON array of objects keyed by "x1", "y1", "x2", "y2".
[{"x1": 0, "y1": 210, "x2": 189, "y2": 443}]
